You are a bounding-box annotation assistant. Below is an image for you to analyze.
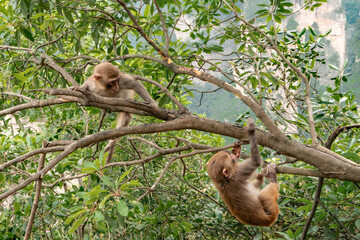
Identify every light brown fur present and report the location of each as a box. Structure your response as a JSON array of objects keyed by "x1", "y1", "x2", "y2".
[
  {"x1": 75, "y1": 62, "x2": 157, "y2": 162},
  {"x1": 207, "y1": 120, "x2": 279, "y2": 227}
]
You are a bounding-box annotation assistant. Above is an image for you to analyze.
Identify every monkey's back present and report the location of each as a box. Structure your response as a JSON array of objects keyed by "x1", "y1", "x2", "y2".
[{"x1": 219, "y1": 181, "x2": 277, "y2": 226}]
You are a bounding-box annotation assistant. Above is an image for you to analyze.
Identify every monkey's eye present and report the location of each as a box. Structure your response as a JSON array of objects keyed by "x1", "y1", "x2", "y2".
[
  {"x1": 231, "y1": 159, "x2": 236, "y2": 164},
  {"x1": 106, "y1": 81, "x2": 117, "y2": 89}
]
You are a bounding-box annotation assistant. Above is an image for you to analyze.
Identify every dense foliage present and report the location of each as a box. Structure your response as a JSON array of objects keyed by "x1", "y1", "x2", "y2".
[{"x1": 0, "y1": 0, "x2": 359, "y2": 239}]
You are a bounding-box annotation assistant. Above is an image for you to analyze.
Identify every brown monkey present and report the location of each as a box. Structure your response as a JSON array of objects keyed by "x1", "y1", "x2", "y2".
[
  {"x1": 206, "y1": 120, "x2": 279, "y2": 227},
  {"x1": 74, "y1": 62, "x2": 157, "y2": 162}
]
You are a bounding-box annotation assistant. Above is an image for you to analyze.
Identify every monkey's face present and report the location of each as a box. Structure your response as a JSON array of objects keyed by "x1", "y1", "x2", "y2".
[
  {"x1": 207, "y1": 151, "x2": 238, "y2": 183},
  {"x1": 105, "y1": 79, "x2": 120, "y2": 94}
]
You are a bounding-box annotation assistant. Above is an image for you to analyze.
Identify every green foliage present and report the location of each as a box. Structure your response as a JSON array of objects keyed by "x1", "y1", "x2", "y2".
[{"x1": 1, "y1": 0, "x2": 360, "y2": 239}]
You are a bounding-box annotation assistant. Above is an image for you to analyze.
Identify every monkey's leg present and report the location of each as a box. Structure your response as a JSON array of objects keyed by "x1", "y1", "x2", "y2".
[
  {"x1": 105, "y1": 140, "x2": 116, "y2": 164},
  {"x1": 258, "y1": 164, "x2": 279, "y2": 217},
  {"x1": 258, "y1": 183, "x2": 279, "y2": 214},
  {"x1": 105, "y1": 112, "x2": 132, "y2": 163},
  {"x1": 252, "y1": 173, "x2": 264, "y2": 188}
]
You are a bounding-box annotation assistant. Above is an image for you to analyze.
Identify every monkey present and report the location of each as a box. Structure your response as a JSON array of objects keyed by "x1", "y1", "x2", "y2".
[
  {"x1": 206, "y1": 119, "x2": 279, "y2": 227},
  {"x1": 73, "y1": 62, "x2": 157, "y2": 162}
]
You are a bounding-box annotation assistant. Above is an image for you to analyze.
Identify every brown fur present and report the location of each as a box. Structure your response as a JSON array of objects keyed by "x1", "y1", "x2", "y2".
[
  {"x1": 207, "y1": 120, "x2": 279, "y2": 227},
  {"x1": 75, "y1": 62, "x2": 157, "y2": 162}
]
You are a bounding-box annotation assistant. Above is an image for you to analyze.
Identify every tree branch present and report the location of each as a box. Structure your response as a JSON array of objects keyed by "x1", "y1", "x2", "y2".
[
  {"x1": 40, "y1": 53, "x2": 79, "y2": 87},
  {"x1": 0, "y1": 98, "x2": 67, "y2": 117},
  {"x1": 24, "y1": 141, "x2": 47, "y2": 240}
]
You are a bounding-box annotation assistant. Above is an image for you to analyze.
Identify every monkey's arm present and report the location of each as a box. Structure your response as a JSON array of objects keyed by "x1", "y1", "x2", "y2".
[
  {"x1": 119, "y1": 74, "x2": 157, "y2": 106},
  {"x1": 237, "y1": 158, "x2": 261, "y2": 178},
  {"x1": 237, "y1": 121, "x2": 262, "y2": 178}
]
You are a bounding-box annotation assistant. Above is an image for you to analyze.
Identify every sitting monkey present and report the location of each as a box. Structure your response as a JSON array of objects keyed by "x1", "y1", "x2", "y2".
[{"x1": 73, "y1": 62, "x2": 157, "y2": 162}]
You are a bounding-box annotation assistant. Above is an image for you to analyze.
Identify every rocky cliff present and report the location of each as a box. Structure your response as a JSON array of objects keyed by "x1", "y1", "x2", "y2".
[{"x1": 293, "y1": 0, "x2": 346, "y2": 66}]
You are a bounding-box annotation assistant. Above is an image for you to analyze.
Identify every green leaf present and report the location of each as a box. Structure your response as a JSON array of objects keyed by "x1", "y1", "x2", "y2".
[
  {"x1": 94, "y1": 158, "x2": 100, "y2": 170},
  {"x1": 355, "y1": 219, "x2": 360, "y2": 229},
  {"x1": 117, "y1": 200, "x2": 129, "y2": 216},
  {"x1": 82, "y1": 161, "x2": 98, "y2": 173},
  {"x1": 266, "y1": 14, "x2": 272, "y2": 23},
  {"x1": 260, "y1": 77, "x2": 270, "y2": 87},
  {"x1": 64, "y1": 9, "x2": 74, "y2": 24},
  {"x1": 94, "y1": 211, "x2": 105, "y2": 222},
  {"x1": 20, "y1": 27, "x2": 34, "y2": 42},
  {"x1": 260, "y1": 72, "x2": 279, "y2": 84},
  {"x1": 64, "y1": 209, "x2": 88, "y2": 224},
  {"x1": 308, "y1": 26, "x2": 316, "y2": 36},
  {"x1": 328, "y1": 64, "x2": 339, "y2": 70},
  {"x1": 158, "y1": 94, "x2": 171, "y2": 107},
  {"x1": 144, "y1": 4, "x2": 150, "y2": 17},
  {"x1": 274, "y1": 15, "x2": 282, "y2": 24},
  {"x1": 309, "y1": 34, "x2": 315, "y2": 42},
  {"x1": 120, "y1": 180, "x2": 141, "y2": 191},
  {"x1": 13, "y1": 73, "x2": 28, "y2": 82},
  {"x1": 118, "y1": 167, "x2": 133, "y2": 183},
  {"x1": 180, "y1": 221, "x2": 193, "y2": 232},
  {"x1": 69, "y1": 215, "x2": 87, "y2": 234},
  {"x1": 248, "y1": 76, "x2": 258, "y2": 88},
  {"x1": 99, "y1": 194, "x2": 112, "y2": 209},
  {"x1": 85, "y1": 185, "x2": 108, "y2": 198},
  {"x1": 299, "y1": 28, "x2": 306, "y2": 37},
  {"x1": 282, "y1": 2, "x2": 294, "y2": 7},
  {"x1": 14, "y1": 201, "x2": 21, "y2": 212},
  {"x1": 102, "y1": 175, "x2": 113, "y2": 187},
  {"x1": 341, "y1": 152, "x2": 360, "y2": 161}
]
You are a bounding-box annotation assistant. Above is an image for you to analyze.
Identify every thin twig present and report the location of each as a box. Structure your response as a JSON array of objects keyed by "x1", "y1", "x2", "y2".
[
  {"x1": 318, "y1": 199, "x2": 357, "y2": 239},
  {"x1": 24, "y1": 141, "x2": 47, "y2": 239},
  {"x1": 40, "y1": 53, "x2": 79, "y2": 87},
  {"x1": 0, "y1": 146, "x2": 65, "y2": 171},
  {"x1": 301, "y1": 124, "x2": 360, "y2": 240},
  {"x1": 0, "y1": 92, "x2": 34, "y2": 102}
]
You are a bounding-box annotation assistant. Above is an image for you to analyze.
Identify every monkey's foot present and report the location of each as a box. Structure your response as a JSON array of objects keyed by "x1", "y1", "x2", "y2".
[
  {"x1": 255, "y1": 172, "x2": 264, "y2": 181},
  {"x1": 264, "y1": 163, "x2": 278, "y2": 183}
]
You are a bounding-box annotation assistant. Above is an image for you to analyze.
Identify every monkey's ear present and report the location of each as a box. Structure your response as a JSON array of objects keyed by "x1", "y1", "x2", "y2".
[
  {"x1": 222, "y1": 168, "x2": 230, "y2": 178},
  {"x1": 94, "y1": 74, "x2": 102, "y2": 81}
]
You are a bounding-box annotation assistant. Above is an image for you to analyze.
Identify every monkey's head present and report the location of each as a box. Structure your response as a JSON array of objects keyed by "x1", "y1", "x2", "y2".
[
  {"x1": 207, "y1": 151, "x2": 239, "y2": 183},
  {"x1": 93, "y1": 62, "x2": 121, "y2": 94}
]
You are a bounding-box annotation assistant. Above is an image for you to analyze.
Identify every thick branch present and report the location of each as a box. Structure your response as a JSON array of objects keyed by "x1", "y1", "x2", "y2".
[
  {"x1": 2, "y1": 115, "x2": 360, "y2": 200},
  {"x1": 111, "y1": 53, "x2": 285, "y2": 138},
  {"x1": 44, "y1": 88, "x2": 173, "y2": 120}
]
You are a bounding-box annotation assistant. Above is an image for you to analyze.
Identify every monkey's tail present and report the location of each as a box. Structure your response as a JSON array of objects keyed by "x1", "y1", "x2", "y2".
[{"x1": 247, "y1": 118, "x2": 255, "y2": 135}]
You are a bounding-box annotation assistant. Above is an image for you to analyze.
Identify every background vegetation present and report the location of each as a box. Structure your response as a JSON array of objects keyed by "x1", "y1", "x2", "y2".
[{"x1": 0, "y1": 0, "x2": 360, "y2": 239}]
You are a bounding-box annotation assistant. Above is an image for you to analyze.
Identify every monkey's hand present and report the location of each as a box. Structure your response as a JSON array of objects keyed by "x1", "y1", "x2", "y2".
[
  {"x1": 69, "y1": 86, "x2": 88, "y2": 94},
  {"x1": 69, "y1": 86, "x2": 79, "y2": 91},
  {"x1": 233, "y1": 140, "x2": 242, "y2": 146}
]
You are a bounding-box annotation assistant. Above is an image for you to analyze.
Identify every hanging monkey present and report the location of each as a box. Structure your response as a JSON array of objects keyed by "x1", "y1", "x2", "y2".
[{"x1": 206, "y1": 119, "x2": 279, "y2": 227}]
